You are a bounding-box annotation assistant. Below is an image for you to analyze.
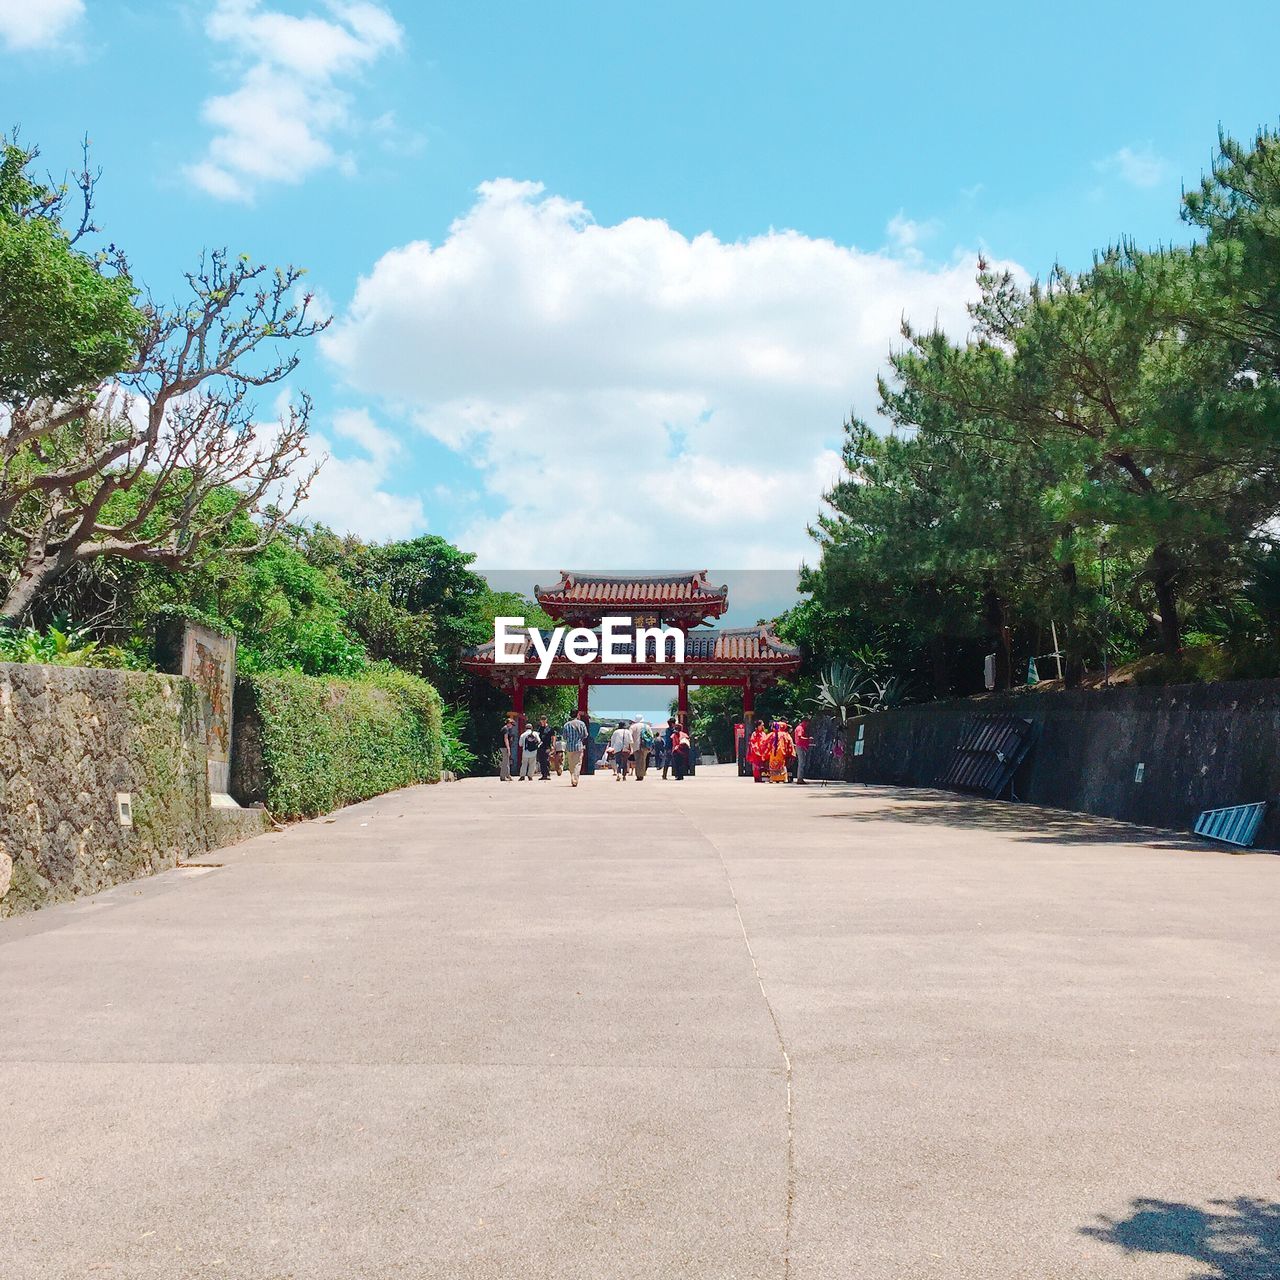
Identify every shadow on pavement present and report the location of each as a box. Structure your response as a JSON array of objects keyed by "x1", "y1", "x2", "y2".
[
  {"x1": 1082, "y1": 1197, "x2": 1280, "y2": 1280},
  {"x1": 796, "y1": 784, "x2": 1238, "y2": 852}
]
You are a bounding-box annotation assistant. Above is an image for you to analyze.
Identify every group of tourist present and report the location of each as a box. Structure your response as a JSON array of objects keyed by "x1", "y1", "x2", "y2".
[
  {"x1": 604, "y1": 716, "x2": 692, "y2": 781},
  {"x1": 496, "y1": 713, "x2": 692, "y2": 786},
  {"x1": 496, "y1": 712, "x2": 815, "y2": 787},
  {"x1": 746, "y1": 717, "x2": 814, "y2": 784}
]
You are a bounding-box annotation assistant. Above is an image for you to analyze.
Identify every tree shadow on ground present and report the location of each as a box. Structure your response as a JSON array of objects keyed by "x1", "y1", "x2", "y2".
[
  {"x1": 1082, "y1": 1197, "x2": 1280, "y2": 1279},
  {"x1": 797, "y1": 784, "x2": 1249, "y2": 852}
]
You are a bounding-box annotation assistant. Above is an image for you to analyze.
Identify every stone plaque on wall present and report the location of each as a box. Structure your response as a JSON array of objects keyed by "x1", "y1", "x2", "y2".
[{"x1": 182, "y1": 623, "x2": 238, "y2": 803}]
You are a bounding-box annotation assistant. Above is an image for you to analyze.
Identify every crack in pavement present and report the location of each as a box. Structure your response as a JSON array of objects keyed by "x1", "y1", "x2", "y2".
[{"x1": 678, "y1": 800, "x2": 796, "y2": 1280}]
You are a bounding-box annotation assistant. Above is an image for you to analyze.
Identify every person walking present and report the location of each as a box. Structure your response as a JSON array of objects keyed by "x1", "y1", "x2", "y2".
[
  {"x1": 631, "y1": 715, "x2": 654, "y2": 780},
  {"x1": 562, "y1": 711, "x2": 588, "y2": 786},
  {"x1": 498, "y1": 716, "x2": 516, "y2": 781},
  {"x1": 660, "y1": 717, "x2": 677, "y2": 779},
  {"x1": 670, "y1": 723, "x2": 691, "y2": 780},
  {"x1": 518, "y1": 721, "x2": 541, "y2": 780},
  {"x1": 551, "y1": 731, "x2": 564, "y2": 776},
  {"x1": 536, "y1": 716, "x2": 552, "y2": 780},
  {"x1": 608, "y1": 722, "x2": 632, "y2": 780},
  {"x1": 651, "y1": 729, "x2": 667, "y2": 775},
  {"x1": 794, "y1": 716, "x2": 812, "y2": 784}
]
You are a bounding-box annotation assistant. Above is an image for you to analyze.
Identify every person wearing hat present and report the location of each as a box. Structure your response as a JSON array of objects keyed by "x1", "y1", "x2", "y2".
[{"x1": 518, "y1": 721, "x2": 541, "y2": 779}]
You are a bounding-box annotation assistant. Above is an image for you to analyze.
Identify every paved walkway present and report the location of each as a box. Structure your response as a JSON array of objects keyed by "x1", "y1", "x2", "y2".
[{"x1": 3, "y1": 766, "x2": 1279, "y2": 1279}]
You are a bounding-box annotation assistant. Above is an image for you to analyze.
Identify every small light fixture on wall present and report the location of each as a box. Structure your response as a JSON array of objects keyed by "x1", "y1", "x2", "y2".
[{"x1": 115, "y1": 793, "x2": 134, "y2": 827}]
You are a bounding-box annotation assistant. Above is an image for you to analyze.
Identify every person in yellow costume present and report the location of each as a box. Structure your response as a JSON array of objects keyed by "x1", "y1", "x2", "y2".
[{"x1": 766, "y1": 721, "x2": 795, "y2": 783}]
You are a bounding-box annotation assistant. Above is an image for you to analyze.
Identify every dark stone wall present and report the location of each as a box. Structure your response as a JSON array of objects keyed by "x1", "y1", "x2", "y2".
[
  {"x1": 846, "y1": 680, "x2": 1280, "y2": 848},
  {"x1": 0, "y1": 663, "x2": 266, "y2": 916}
]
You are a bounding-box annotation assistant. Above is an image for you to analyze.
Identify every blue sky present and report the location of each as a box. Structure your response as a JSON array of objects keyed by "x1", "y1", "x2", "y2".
[{"x1": 4, "y1": 0, "x2": 1280, "y2": 719}]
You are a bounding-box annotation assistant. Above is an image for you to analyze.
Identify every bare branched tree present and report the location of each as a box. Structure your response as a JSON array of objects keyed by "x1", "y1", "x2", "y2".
[{"x1": 1, "y1": 233, "x2": 328, "y2": 620}]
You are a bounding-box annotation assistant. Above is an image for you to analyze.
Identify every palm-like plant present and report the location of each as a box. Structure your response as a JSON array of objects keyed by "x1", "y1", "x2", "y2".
[
  {"x1": 809, "y1": 643, "x2": 914, "y2": 730},
  {"x1": 809, "y1": 660, "x2": 875, "y2": 728},
  {"x1": 0, "y1": 622, "x2": 100, "y2": 666}
]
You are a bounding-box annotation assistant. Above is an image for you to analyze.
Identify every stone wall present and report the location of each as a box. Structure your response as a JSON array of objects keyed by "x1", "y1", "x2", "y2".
[
  {"x1": 846, "y1": 680, "x2": 1280, "y2": 848},
  {"x1": 0, "y1": 663, "x2": 267, "y2": 916}
]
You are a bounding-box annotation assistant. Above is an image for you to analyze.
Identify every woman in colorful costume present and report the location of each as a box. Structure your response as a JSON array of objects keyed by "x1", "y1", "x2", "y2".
[
  {"x1": 766, "y1": 721, "x2": 795, "y2": 783},
  {"x1": 747, "y1": 719, "x2": 769, "y2": 783}
]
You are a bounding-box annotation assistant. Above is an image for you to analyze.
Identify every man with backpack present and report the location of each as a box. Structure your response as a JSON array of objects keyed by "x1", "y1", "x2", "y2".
[
  {"x1": 630, "y1": 715, "x2": 655, "y2": 780},
  {"x1": 518, "y1": 721, "x2": 541, "y2": 780}
]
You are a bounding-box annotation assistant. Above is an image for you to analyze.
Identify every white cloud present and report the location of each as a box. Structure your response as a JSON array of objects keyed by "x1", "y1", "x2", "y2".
[
  {"x1": 302, "y1": 408, "x2": 426, "y2": 541},
  {"x1": 0, "y1": 0, "x2": 82, "y2": 50},
  {"x1": 186, "y1": 0, "x2": 402, "y2": 202},
  {"x1": 886, "y1": 211, "x2": 940, "y2": 261},
  {"x1": 323, "y1": 180, "x2": 1025, "y2": 568},
  {"x1": 1098, "y1": 144, "x2": 1170, "y2": 190}
]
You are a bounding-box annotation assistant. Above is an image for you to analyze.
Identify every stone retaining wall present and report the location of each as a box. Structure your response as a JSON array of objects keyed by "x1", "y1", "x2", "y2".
[
  {"x1": 0, "y1": 663, "x2": 266, "y2": 916},
  {"x1": 846, "y1": 680, "x2": 1280, "y2": 848}
]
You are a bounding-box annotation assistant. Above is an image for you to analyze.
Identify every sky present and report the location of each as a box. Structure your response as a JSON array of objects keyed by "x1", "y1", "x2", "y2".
[{"x1": 4, "y1": 0, "x2": 1280, "y2": 715}]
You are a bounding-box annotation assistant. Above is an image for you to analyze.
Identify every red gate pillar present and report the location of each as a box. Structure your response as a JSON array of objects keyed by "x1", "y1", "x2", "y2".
[
  {"x1": 740, "y1": 683, "x2": 754, "y2": 776},
  {"x1": 577, "y1": 681, "x2": 593, "y2": 775},
  {"x1": 677, "y1": 680, "x2": 689, "y2": 727},
  {"x1": 512, "y1": 681, "x2": 527, "y2": 773}
]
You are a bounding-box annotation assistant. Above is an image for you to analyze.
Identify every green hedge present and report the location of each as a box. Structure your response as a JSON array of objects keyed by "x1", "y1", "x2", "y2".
[{"x1": 243, "y1": 665, "x2": 443, "y2": 818}]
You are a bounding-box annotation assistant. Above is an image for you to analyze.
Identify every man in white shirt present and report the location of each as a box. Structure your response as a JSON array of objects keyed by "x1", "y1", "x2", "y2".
[
  {"x1": 608, "y1": 723, "x2": 632, "y2": 780},
  {"x1": 518, "y1": 723, "x2": 541, "y2": 779},
  {"x1": 630, "y1": 716, "x2": 652, "y2": 780}
]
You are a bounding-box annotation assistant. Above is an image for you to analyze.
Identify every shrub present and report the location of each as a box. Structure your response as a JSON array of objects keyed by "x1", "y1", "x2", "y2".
[
  {"x1": 242, "y1": 664, "x2": 443, "y2": 818},
  {"x1": 0, "y1": 620, "x2": 134, "y2": 668},
  {"x1": 440, "y1": 704, "x2": 478, "y2": 776}
]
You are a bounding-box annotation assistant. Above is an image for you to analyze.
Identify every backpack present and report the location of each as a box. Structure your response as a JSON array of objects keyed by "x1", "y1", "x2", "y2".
[{"x1": 640, "y1": 724, "x2": 654, "y2": 747}]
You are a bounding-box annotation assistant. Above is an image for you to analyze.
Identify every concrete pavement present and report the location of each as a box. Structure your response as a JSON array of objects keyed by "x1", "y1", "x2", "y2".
[{"x1": 2, "y1": 766, "x2": 1278, "y2": 1278}]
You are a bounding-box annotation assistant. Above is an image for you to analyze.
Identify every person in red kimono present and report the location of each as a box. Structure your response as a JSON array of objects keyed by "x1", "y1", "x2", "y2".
[{"x1": 747, "y1": 719, "x2": 769, "y2": 783}]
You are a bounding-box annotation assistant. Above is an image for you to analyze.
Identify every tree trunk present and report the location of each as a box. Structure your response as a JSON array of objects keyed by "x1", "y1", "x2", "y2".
[
  {"x1": 1148, "y1": 543, "x2": 1182, "y2": 657},
  {"x1": 982, "y1": 588, "x2": 1013, "y2": 691},
  {"x1": 1, "y1": 565, "x2": 52, "y2": 624},
  {"x1": 1, "y1": 544, "x2": 74, "y2": 625}
]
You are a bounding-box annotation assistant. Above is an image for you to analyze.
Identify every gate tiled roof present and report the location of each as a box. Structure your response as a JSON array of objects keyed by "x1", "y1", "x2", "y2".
[{"x1": 535, "y1": 570, "x2": 729, "y2": 611}]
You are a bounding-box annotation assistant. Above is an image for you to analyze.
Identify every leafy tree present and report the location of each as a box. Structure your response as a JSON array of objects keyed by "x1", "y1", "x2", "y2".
[
  {"x1": 0, "y1": 136, "x2": 325, "y2": 621},
  {"x1": 0, "y1": 137, "x2": 140, "y2": 402},
  {"x1": 314, "y1": 533, "x2": 490, "y2": 699},
  {"x1": 879, "y1": 244, "x2": 1280, "y2": 657},
  {"x1": 1182, "y1": 127, "x2": 1280, "y2": 375}
]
